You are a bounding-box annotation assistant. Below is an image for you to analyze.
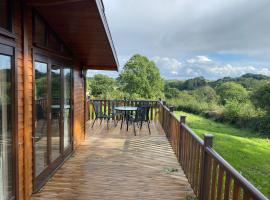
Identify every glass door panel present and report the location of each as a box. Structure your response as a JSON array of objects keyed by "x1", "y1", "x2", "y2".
[
  {"x1": 63, "y1": 68, "x2": 71, "y2": 150},
  {"x1": 51, "y1": 65, "x2": 61, "y2": 161},
  {"x1": 34, "y1": 62, "x2": 48, "y2": 177},
  {"x1": 0, "y1": 54, "x2": 13, "y2": 199}
]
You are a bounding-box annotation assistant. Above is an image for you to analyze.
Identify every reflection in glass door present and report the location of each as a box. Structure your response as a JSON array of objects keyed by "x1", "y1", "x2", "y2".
[
  {"x1": 63, "y1": 68, "x2": 71, "y2": 150},
  {"x1": 33, "y1": 56, "x2": 73, "y2": 190},
  {"x1": 34, "y1": 62, "x2": 48, "y2": 177},
  {"x1": 51, "y1": 66, "x2": 61, "y2": 161},
  {"x1": 0, "y1": 54, "x2": 13, "y2": 199}
]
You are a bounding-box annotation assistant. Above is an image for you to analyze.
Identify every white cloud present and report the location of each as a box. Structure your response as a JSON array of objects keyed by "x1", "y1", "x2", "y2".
[
  {"x1": 187, "y1": 56, "x2": 213, "y2": 64},
  {"x1": 152, "y1": 56, "x2": 182, "y2": 78},
  {"x1": 209, "y1": 64, "x2": 270, "y2": 77},
  {"x1": 152, "y1": 56, "x2": 270, "y2": 80}
]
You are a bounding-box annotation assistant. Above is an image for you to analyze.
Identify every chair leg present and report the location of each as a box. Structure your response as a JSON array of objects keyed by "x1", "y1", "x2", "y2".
[
  {"x1": 100, "y1": 118, "x2": 103, "y2": 125},
  {"x1": 140, "y1": 121, "x2": 143, "y2": 130},
  {"x1": 133, "y1": 122, "x2": 136, "y2": 136},
  {"x1": 120, "y1": 116, "x2": 123, "y2": 130},
  {"x1": 107, "y1": 118, "x2": 109, "y2": 129},
  {"x1": 92, "y1": 118, "x2": 96, "y2": 128},
  {"x1": 148, "y1": 121, "x2": 151, "y2": 135}
]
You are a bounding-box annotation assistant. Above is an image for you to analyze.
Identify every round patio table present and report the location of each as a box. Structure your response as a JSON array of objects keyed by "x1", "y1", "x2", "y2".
[{"x1": 114, "y1": 106, "x2": 138, "y2": 132}]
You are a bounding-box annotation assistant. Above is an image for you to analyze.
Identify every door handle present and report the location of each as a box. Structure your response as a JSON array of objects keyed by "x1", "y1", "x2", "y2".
[{"x1": 32, "y1": 136, "x2": 40, "y2": 143}]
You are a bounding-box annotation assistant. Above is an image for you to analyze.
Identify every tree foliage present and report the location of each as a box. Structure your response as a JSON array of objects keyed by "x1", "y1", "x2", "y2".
[
  {"x1": 193, "y1": 86, "x2": 219, "y2": 103},
  {"x1": 90, "y1": 74, "x2": 117, "y2": 98},
  {"x1": 251, "y1": 82, "x2": 270, "y2": 113},
  {"x1": 118, "y1": 54, "x2": 164, "y2": 99},
  {"x1": 216, "y1": 82, "x2": 248, "y2": 104}
]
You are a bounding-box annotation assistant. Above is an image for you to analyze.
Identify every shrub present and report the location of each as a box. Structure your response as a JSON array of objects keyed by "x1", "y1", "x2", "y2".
[
  {"x1": 216, "y1": 82, "x2": 248, "y2": 104},
  {"x1": 251, "y1": 82, "x2": 270, "y2": 113}
]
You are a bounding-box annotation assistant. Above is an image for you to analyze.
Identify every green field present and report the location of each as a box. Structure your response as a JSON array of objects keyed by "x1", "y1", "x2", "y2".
[{"x1": 174, "y1": 111, "x2": 270, "y2": 198}]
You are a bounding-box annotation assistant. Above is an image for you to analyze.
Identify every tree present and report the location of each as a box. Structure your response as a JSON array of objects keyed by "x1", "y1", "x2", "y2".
[
  {"x1": 251, "y1": 82, "x2": 270, "y2": 113},
  {"x1": 193, "y1": 86, "x2": 219, "y2": 103},
  {"x1": 216, "y1": 82, "x2": 248, "y2": 104},
  {"x1": 90, "y1": 74, "x2": 117, "y2": 98},
  {"x1": 181, "y1": 76, "x2": 207, "y2": 90},
  {"x1": 118, "y1": 54, "x2": 164, "y2": 99}
]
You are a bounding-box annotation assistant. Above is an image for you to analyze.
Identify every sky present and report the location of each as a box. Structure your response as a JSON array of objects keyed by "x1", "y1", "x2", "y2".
[{"x1": 88, "y1": 0, "x2": 270, "y2": 80}]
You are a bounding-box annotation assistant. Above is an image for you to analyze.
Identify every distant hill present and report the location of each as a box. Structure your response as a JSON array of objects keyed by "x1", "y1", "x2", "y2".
[{"x1": 165, "y1": 73, "x2": 270, "y2": 91}]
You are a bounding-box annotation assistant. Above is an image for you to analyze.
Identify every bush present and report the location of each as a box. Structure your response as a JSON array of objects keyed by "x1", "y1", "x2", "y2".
[
  {"x1": 216, "y1": 82, "x2": 248, "y2": 104},
  {"x1": 251, "y1": 82, "x2": 270, "y2": 113}
]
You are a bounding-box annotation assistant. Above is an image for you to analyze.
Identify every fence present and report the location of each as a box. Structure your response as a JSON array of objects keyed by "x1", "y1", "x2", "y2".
[
  {"x1": 87, "y1": 99, "x2": 160, "y2": 121},
  {"x1": 158, "y1": 101, "x2": 268, "y2": 200}
]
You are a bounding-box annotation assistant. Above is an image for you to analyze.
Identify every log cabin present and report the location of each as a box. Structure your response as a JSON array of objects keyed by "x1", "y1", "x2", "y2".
[{"x1": 0, "y1": 0, "x2": 118, "y2": 199}]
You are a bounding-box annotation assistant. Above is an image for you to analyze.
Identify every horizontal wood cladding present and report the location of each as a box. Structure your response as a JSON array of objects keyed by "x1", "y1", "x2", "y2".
[
  {"x1": 3, "y1": 1, "x2": 87, "y2": 199},
  {"x1": 14, "y1": 1, "x2": 25, "y2": 199},
  {"x1": 13, "y1": 1, "x2": 34, "y2": 199},
  {"x1": 73, "y1": 67, "x2": 85, "y2": 148}
]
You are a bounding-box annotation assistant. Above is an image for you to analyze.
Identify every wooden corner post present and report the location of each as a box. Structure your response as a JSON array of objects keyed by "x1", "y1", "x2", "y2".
[
  {"x1": 179, "y1": 116, "x2": 186, "y2": 163},
  {"x1": 199, "y1": 134, "x2": 213, "y2": 200}
]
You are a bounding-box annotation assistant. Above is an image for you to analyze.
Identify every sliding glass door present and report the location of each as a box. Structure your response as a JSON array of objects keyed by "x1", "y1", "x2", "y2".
[
  {"x1": 34, "y1": 62, "x2": 48, "y2": 177},
  {"x1": 51, "y1": 65, "x2": 61, "y2": 161},
  {"x1": 33, "y1": 55, "x2": 72, "y2": 190},
  {"x1": 0, "y1": 50, "x2": 14, "y2": 200},
  {"x1": 63, "y1": 68, "x2": 71, "y2": 150}
]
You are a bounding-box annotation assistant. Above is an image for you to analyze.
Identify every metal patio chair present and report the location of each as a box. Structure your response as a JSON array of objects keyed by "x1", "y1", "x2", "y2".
[
  {"x1": 91, "y1": 101, "x2": 109, "y2": 128},
  {"x1": 129, "y1": 106, "x2": 151, "y2": 135}
]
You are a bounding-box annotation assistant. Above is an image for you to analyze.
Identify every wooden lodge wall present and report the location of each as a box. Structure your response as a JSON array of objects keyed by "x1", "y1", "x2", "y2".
[{"x1": 0, "y1": 1, "x2": 87, "y2": 199}]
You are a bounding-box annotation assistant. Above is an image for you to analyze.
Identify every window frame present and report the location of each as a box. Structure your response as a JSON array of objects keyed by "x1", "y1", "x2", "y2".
[
  {"x1": 33, "y1": 11, "x2": 72, "y2": 56},
  {"x1": 0, "y1": 0, "x2": 15, "y2": 39},
  {"x1": 0, "y1": 42, "x2": 16, "y2": 200}
]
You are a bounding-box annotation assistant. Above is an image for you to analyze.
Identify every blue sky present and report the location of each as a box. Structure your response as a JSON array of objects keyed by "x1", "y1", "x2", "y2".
[{"x1": 88, "y1": 0, "x2": 270, "y2": 80}]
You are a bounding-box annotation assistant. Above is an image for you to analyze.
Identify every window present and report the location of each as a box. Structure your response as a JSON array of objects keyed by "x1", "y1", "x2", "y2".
[
  {"x1": 33, "y1": 13, "x2": 70, "y2": 54},
  {"x1": 34, "y1": 16, "x2": 46, "y2": 46},
  {"x1": 63, "y1": 68, "x2": 71, "y2": 149},
  {"x1": 34, "y1": 62, "x2": 48, "y2": 176},
  {"x1": 0, "y1": 0, "x2": 12, "y2": 31},
  {"x1": 0, "y1": 52, "x2": 14, "y2": 199}
]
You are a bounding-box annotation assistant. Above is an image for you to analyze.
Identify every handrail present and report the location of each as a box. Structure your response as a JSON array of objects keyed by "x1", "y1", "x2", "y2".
[
  {"x1": 206, "y1": 147, "x2": 268, "y2": 200},
  {"x1": 87, "y1": 99, "x2": 161, "y2": 121},
  {"x1": 158, "y1": 102, "x2": 268, "y2": 200}
]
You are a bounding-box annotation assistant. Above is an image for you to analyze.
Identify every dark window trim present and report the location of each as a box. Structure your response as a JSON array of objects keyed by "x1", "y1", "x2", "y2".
[
  {"x1": 32, "y1": 10, "x2": 73, "y2": 57},
  {"x1": 0, "y1": 0, "x2": 15, "y2": 39}
]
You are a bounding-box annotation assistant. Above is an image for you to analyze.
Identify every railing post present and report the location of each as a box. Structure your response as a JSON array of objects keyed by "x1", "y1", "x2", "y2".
[
  {"x1": 179, "y1": 116, "x2": 186, "y2": 163},
  {"x1": 169, "y1": 106, "x2": 174, "y2": 112},
  {"x1": 124, "y1": 97, "x2": 127, "y2": 106},
  {"x1": 199, "y1": 134, "x2": 213, "y2": 200},
  {"x1": 180, "y1": 116, "x2": 186, "y2": 124}
]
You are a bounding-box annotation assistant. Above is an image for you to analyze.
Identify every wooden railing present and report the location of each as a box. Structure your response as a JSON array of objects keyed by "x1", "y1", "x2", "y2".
[
  {"x1": 158, "y1": 102, "x2": 268, "y2": 200},
  {"x1": 87, "y1": 99, "x2": 160, "y2": 121}
]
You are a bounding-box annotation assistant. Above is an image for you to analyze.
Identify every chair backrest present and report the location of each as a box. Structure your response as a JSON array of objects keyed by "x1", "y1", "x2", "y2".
[
  {"x1": 93, "y1": 101, "x2": 102, "y2": 115},
  {"x1": 36, "y1": 103, "x2": 46, "y2": 120},
  {"x1": 136, "y1": 106, "x2": 150, "y2": 121}
]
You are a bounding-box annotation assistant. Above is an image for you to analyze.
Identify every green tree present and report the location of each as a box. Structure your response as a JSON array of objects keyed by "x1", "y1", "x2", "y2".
[
  {"x1": 90, "y1": 74, "x2": 117, "y2": 98},
  {"x1": 251, "y1": 82, "x2": 270, "y2": 113},
  {"x1": 181, "y1": 76, "x2": 207, "y2": 90},
  {"x1": 118, "y1": 54, "x2": 164, "y2": 99},
  {"x1": 216, "y1": 82, "x2": 248, "y2": 104},
  {"x1": 193, "y1": 86, "x2": 219, "y2": 103}
]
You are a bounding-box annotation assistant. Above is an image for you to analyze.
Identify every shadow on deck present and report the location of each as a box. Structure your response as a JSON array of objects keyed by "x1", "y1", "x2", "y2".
[{"x1": 31, "y1": 120, "x2": 194, "y2": 200}]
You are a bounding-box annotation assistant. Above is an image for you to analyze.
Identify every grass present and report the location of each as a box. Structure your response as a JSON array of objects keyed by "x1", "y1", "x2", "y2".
[{"x1": 174, "y1": 111, "x2": 270, "y2": 198}]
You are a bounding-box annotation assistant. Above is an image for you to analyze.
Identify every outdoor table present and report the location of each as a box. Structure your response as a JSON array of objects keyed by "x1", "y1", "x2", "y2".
[{"x1": 114, "y1": 106, "x2": 138, "y2": 132}]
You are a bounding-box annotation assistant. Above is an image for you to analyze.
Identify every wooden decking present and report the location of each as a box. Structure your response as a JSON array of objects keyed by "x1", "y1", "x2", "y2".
[{"x1": 31, "y1": 120, "x2": 194, "y2": 200}]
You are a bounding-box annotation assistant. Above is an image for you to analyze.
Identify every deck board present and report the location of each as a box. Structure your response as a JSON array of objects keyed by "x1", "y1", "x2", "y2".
[{"x1": 31, "y1": 120, "x2": 194, "y2": 200}]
